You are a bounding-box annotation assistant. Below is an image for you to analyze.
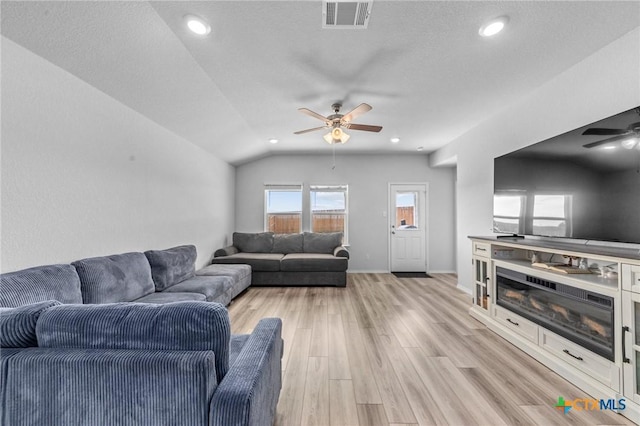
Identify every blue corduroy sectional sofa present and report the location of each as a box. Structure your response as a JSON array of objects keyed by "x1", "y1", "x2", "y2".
[{"x1": 0, "y1": 245, "x2": 283, "y2": 425}]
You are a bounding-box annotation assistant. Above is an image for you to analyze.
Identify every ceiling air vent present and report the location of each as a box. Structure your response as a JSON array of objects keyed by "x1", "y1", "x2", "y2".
[{"x1": 322, "y1": 1, "x2": 372, "y2": 29}]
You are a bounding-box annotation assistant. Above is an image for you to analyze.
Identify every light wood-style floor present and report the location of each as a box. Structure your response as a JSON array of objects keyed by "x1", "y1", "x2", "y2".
[{"x1": 227, "y1": 273, "x2": 633, "y2": 426}]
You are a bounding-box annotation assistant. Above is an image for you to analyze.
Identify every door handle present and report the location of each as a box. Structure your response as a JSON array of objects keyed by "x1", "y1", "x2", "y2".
[{"x1": 622, "y1": 326, "x2": 630, "y2": 364}]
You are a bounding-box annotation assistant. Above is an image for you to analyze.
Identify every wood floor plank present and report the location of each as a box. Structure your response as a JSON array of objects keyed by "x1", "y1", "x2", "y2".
[
  {"x1": 360, "y1": 327, "x2": 418, "y2": 424},
  {"x1": 356, "y1": 404, "x2": 388, "y2": 426},
  {"x1": 309, "y1": 303, "x2": 329, "y2": 357},
  {"x1": 277, "y1": 328, "x2": 312, "y2": 426},
  {"x1": 328, "y1": 313, "x2": 351, "y2": 380},
  {"x1": 329, "y1": 380, "x2": 359, "y2": 426},
  {"x1": 343, "y1": 321, "x2": 383, "y2": 404},
  {"x1": 301, "y1": 357, "x2": 330, "y2": 426}
]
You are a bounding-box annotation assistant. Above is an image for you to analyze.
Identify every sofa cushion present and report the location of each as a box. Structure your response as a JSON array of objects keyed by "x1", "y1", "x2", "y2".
[
  {"x1": 162, "y1": 276, "x2": 234, "y2": 304},
  {"x1": 233, "y1": 232, "x2": 274, "y2": 253},
  {"x1": 37, "y1": 301, "x2": 231, "y2": 383},
  {"x1": 144, "y1": 245, "x2": 196, "y2": 291},
  {"x1": 0, "y1": 301, "x2": 61, "y2": 348},
  {"x1": 133, "y1": 291, "x2": 207, "y2": 303},
  {"x1": 281, "y1": 253, "x2": 349, "y2": 272},
  {"x1": 211, "y1": 253, "x2": 284, "y2": 272},
  {"x1": 273, "y1": 233, "x2": 304, "y2": 254},
  {"x1": 72, "y1": 252, "x2": 155, "y2": 304},
  {"x1": 0, "y1": 264, "x2": 83, "y2": 307},
  {"x1": 303, "y1": 232, "x2": 343, "y2": 254}
]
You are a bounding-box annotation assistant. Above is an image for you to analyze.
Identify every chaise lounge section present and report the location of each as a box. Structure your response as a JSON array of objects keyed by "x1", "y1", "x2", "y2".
[
  {"x1": 0, "y1": 300, "x2": 282, "y2": 425},
  {"x1": 212, "y1": 232, "x2": 349, "y2": 287}
]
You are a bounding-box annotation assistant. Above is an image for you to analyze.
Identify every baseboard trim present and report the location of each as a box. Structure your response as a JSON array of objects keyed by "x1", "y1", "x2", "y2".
[
  {"x1": 457, "y1": 283, "x2": 472, "y2": 295},
  {"x1": 347, "y1": 270, "x2": 389, "y2": 274}
]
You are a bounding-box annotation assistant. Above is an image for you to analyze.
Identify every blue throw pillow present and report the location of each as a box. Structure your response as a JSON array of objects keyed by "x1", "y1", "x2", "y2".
[
  {"x1": 0, "y1": 300, "x2": 60, "y2": 348},
  {"x1": 144, "y1": 245, "x2": 196, "y2": 291}
]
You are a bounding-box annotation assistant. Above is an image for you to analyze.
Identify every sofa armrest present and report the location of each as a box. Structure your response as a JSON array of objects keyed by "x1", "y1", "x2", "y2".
[
  {"x1": 214, "y1": 246, "x2": 239, "y2": 257},
  {"x1": 209, "y1": 318, "x2": 283, "y2": 426},
  {"x1": 3, "y1": 348, "x2": 217, "y2": 426},
  {"x1": 334, "y1": 246, "x2": 350, "y2": 259}
]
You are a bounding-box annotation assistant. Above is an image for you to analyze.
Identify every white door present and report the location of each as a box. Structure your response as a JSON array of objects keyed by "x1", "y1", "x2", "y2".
[{"x1": 389, "y1": 183, "x2": 427, "y2": 272}]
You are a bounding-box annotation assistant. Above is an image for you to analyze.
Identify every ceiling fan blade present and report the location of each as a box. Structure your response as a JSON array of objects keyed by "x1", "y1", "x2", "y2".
[
  {"x1": 294, "y1": 126, "x2": 327, "y2": 135},
  {"x1": 582, "y1": 128, "x2": 630, "y2": 136},
  {"x1": 344, "y1": 123, "x2": 383, "y2": 133},
  {"x1": 298, "y1": 108, "x2": 330, "y2": 124},
  {"x1": 341, "y1": 103, "x2": 372, "y2": 123},
  {"x1": 582, "y1": 135, "x2": 628, "y2": 149}
]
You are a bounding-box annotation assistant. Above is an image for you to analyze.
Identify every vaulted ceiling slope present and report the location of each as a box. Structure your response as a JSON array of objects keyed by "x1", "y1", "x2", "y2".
[{"x1": 2, "y1": 1, "x2": 639, "y2": 165}]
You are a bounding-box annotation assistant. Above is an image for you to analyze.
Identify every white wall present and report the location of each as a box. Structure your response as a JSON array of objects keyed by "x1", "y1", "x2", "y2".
[
  {"x1": 235, "y1": 154, "x2": 456, "y2": 272},
  {"x1": 430, "y1": 28, "x2": 640, "y2": 293},
  {"x1": 1, "y1": 38, "x2": 235, "y2": 271}
]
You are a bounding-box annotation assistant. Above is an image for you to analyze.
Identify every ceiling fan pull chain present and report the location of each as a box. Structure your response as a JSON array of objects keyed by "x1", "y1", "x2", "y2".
[{"x1": 332, "y1": 143, "x2": 336, "y2": 170}]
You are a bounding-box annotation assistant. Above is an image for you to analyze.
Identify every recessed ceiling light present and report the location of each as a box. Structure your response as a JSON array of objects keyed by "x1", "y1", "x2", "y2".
[
  {"x1": 417, "y1": 146, "x2": 424, "y2": 152},
  {"x1": 602, "y1": 145, "x2": 616, "y2": 150},
  {"x1": 269, "y1": 138, "x2": 279, "y2": 144},
  {"x1": 390, "y1": 137, "x2": 400, "y2": 144},
  {"x1": 185, "y1": 15, "x2": 211, "y2": 36},
  {"x1": 479, "y1": 16, "x2": 509, "y2": 37}
]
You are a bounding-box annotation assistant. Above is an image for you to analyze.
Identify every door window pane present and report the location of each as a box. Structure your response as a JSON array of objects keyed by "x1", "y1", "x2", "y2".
[{"x1": 396, "y1": 192, "x2": 418, "y2": 229}]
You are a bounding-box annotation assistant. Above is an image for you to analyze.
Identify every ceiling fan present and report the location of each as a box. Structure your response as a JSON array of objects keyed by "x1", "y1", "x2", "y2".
[
  {"x1": 582, "y1": 108, "x2": 640, "y2": 150},
  {"x1": 294, "y1": 102, "x2": 382, "y2": 144}
]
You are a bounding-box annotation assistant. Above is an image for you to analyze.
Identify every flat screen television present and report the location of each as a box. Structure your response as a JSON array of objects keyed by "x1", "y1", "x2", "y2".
[{"x1": 493, "y1": 106, "x2": 640, "y2": 245}]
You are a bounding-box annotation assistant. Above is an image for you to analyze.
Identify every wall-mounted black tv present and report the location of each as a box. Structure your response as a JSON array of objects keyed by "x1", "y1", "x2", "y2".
[{"x1": 493, "y1": 106, "x2": 640, "y2": 245}]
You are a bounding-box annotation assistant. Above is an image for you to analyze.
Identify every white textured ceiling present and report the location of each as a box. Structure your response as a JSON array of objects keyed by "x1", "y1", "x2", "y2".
[{"x1": 2, "y1": 1, "x2": 639, "y2": 165}]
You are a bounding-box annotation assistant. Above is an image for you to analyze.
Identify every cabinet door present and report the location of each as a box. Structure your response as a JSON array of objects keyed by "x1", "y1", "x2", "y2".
[
  {"x1": 622, "y1": 264, "x2": 640, "y2": 293},
  {"x1": 622, "y1": 291, "x2": 640, "y2": 403},
  {"x1": 473, "y1": 257, "x2": 490, "y2": 313}
]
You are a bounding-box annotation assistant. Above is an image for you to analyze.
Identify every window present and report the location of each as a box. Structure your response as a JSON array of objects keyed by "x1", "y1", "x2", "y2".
[
  {"x1": 310, "y1": 185, "x2": 348, "y2": 241},
  {"x1": 264, "y1": 185, "x2": 302, "y2": 233},
  {"x1": 493, "y1": 193, "x2": 525, "y2": 234},
  {"x1": 395, "y1": 191, "x2": 419, "y2": 229},
  {"x1": 533, "y1": 194, "x2": 571, "y2": 237}
]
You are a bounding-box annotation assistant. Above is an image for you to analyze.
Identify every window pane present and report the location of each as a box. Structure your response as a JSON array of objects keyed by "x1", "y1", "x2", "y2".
[
  {"x1": 311, "y1": 188, "x2": 346, "y2": 234},
  {"x1": 396, "y1": 192, "x2": 418, "y2": 229},
  {"x1": 311, "y1": 191, "x2": 345, "y2": 212},
  {"x1": 266, "y1": 191, "x2": 302, "y2": 213},
  {"x1": 533, "y1": 219, "x2": 567, "y2": 236},
  {"x1": 494, "y1": 195, "x2": 522, "y2": 217},
  {"x1": 265, "y1": 188, "x2": 302, "y2": 233},
  {"x1": 533, "y1": 195, "x2": 566, "y2": 218}
]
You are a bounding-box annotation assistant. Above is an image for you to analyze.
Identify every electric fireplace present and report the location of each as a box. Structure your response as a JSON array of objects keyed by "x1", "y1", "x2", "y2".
[{"x1": 496, "y1": 267, "x2": 614, "y2": 361}]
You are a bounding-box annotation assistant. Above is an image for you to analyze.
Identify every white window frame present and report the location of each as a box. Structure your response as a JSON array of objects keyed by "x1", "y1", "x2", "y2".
[
  {"x1": 310, "y1": 184, "x2": 349, "y2": 243},
  {"x1": 264, "y1": 184, "x2": 303, "y2": 234}
]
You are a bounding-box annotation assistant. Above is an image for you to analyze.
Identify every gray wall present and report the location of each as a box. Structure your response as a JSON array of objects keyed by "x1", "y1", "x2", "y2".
[
  {"x1": 235, "y1": 154, "x2": 456, "y2": 272},
  {"x1": 1, "y1": 37, "x2": 235, "y2": 271},
  {"x1": 430, "y1": 28, "x2": 640, "y2": 293}
]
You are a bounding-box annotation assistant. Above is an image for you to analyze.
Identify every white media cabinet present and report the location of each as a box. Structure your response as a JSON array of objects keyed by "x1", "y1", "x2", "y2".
[{"x1": 469, "y1": 236, "x2": 640, "y2": 423}]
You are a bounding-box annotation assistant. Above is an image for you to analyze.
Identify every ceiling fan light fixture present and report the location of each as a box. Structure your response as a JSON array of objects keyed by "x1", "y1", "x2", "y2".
[
  {"x1": 324, "y1": 128, "x2": 350, "y2": 144},
  {"x1": 185, "y1": 15, "x2": 211, "y2": 36},
  {"x1": 479, "y1": 16, "x2": 508, "y2": 37},
  {"x1": 390, "y1": 137, "x2": 400, "y2": 144},
  {"x1": 621, "y1": 136, "x2": 639, "y2": 150}
]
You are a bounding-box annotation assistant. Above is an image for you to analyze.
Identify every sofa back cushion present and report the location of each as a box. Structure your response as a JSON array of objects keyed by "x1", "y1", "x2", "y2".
[
  {"x1": 36, "y1": 301, "x2": 231, "y2": 383},
  {"x1": 303, "y1": 232, "x2": 343, "y2": 254},
  {"x1": 144, "y1": 245, "x2": 196, "y2": 291},
  {"x1": 0, "y1": 264, "x2": 83, "y2": 308},
  {"x1": 0, "y1": 301, "x2": 61, "y2": 347},
  {"x1": 233, "y1": 232, "x2": 274, "y2": 253},
  {"x1": 273, "y1": 233, "x2": 304, "y2": 254},
  {"x1": 72, "y1": 252, "x2": 155, "y2": 304}
]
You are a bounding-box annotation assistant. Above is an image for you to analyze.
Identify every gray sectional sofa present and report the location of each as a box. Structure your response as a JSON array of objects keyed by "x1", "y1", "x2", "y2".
[
  {"x1": 0, "y1": 300, "x2": 282, "y2": 425},
  {"x1": 0, "y1": 245, "x2": 281, "y2": 425},
  {"x1": 212, "y1": 232, "x2": 349, "y2": 287},
  {"x1": 0, "y1": 245, "x2": 250, "y2": 308}
]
